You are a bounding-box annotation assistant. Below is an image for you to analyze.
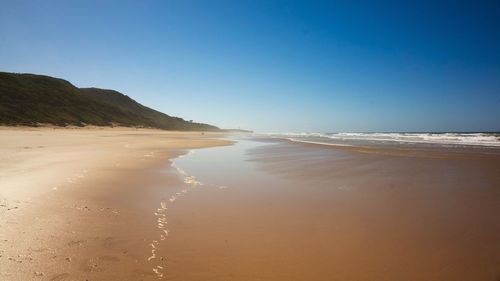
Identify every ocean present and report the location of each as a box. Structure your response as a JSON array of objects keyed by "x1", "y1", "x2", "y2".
[{"x1": 263, "y1": 132, "x2": 500, "y2": 148}]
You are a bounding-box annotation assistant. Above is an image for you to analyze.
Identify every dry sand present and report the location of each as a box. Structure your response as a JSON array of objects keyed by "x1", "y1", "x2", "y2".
[
  {"x1": 2, "y1": 128, "x2": 500, "y2": 281},
  {"x1": 0, "y1": 127, "x2": 230, "y2": 280}
]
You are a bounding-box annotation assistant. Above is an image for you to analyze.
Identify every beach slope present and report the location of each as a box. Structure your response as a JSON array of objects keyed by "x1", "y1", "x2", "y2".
[{"x1": 0, "y1": 127, "x2": 229, "y2": 280}]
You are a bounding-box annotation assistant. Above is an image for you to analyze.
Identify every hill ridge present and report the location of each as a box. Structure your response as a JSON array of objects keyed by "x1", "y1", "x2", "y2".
[{"x1": 0, "y1": 72, "x2": 219, "y2": 131}]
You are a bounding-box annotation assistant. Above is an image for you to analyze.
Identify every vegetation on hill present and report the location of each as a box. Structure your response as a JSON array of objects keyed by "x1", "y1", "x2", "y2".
[{"x1": 0, "y1": 72, "x2": 219, "y2": 131}]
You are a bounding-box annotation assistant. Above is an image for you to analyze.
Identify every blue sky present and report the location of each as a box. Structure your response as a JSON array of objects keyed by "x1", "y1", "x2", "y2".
[{"x1": 1, "y1": 0, "x2": 499, "y2": 132}]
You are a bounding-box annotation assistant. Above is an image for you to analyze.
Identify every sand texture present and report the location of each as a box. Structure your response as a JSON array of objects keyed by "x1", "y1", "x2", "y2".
[
  {"x1": 0, "y1": 127, "x2": 230, "y2": 280},
  {"x1": 2, "y1": 129, "x2": 500, "y2": 281}
]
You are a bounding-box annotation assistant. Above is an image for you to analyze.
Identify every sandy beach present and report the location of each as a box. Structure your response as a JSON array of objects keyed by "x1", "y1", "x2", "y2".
[
  {"x1": 0, "y1": 127, "x2": 230, "y2": 280},
  {"x1": 1, "y1": 129, "x2": 500, "y2": 281},
  {"x1": 159, "y1": 138, "x2": 500, "y2": 281},
  {"x1": 3, "y1": 1, "x2": 499, "y2": 280}
]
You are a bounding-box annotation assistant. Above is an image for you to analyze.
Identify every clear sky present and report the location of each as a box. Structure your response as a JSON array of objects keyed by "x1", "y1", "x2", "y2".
[{"x1": 1, "y1": 1, "x2": 499, "y2": 132}]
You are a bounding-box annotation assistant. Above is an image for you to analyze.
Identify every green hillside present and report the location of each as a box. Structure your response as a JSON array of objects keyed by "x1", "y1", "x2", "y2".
[{"x1": 0, "y1": 72, "x2": 219, "y2": 131}]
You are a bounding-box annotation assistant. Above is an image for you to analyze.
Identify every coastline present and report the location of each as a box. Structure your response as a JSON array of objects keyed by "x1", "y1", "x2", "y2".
[
  {"x1": 2, "y1": 129, "x2": 499, "y2": 280},
  {"x1": 266, "y1": 132, "x2": 500, "y2": 148},
  {"x1": 154, "y1": 137, "x2": 500, "y2": 281},
  {"x1": 277, "y1": 136, "x2": 500, "y2": 159},
  {"x1": 0, "y1": 127, "x2": 231, "y2": 280}
]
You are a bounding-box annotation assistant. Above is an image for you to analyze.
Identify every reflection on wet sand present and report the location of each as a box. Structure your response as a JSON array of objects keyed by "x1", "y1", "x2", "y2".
[{"x1": 159, "y1": 138, "x2": 500, "y2": 281}]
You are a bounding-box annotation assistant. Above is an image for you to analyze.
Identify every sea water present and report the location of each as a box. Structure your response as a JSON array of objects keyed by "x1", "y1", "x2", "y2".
[{"x1": 262, "y1": 132, "x2": 500, "y2": 148}]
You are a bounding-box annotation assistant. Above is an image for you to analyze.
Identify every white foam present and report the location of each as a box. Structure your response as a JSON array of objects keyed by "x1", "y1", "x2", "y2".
[
  {"x1": 267, "y1": 132, "x2": 500, "y2": 147},
  {"x1": 286, "y1": 138, "x2": 353, "y2": 147},
  {"x1": 146, "y1": 148, "x2": 226, "y2": 279}
]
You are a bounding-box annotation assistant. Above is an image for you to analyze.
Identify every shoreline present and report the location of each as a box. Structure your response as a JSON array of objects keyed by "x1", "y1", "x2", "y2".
[
  {"x1": 0, "y1": 127, "x2": 232, "y2": 280},
  {"x1": 156, "y1": 137, "x2": 500, "y2": 281},
  {"x1": 264, "y1": 137, "x2": 500, "y2": 159},
  {"x1": 3, "y1": 129, "x2": 499, "y2": 280},
  {"x1": 261, "y1": 132, "x2": 500, "y2": 148}
]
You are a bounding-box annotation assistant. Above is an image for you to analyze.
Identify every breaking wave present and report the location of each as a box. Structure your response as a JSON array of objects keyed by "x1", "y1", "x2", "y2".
[{"x1": 264, "y1": 132, "x2": 500, "y2": 147}]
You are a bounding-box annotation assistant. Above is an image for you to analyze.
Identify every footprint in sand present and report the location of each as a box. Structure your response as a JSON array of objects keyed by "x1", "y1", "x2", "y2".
[
  {"x1": 67, "y1": 240, "x2": 86, "y2": 247},
  {"x1": 49, "y1": 273, "x2": 70, "y2": 281},
  {"x1": 102, "y1": 236, "x2": 127, "y2": 250},
  {"x1": 81, "y1": 255, "x2": 120, "y2": 272},
  {"x1": 31, "y1": 247, "x2": 49, "y2": 253}
]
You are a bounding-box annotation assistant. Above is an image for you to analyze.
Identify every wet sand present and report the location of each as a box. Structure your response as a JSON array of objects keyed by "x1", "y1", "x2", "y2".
[
  {"x1": 0, "y1": 127, "x2": 230, "y2": 280},
  {"x1": 2, "y1": 130, "x2": 500, "y2": 280},
  {"x1": 159, "y1": 138, "x2": 500, "y2": 281}
]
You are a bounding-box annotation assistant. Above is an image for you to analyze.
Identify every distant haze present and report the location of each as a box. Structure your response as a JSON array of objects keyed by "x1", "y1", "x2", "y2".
[{"x1": 1, "y1": 1, "x2": 499, "y2": 132}]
